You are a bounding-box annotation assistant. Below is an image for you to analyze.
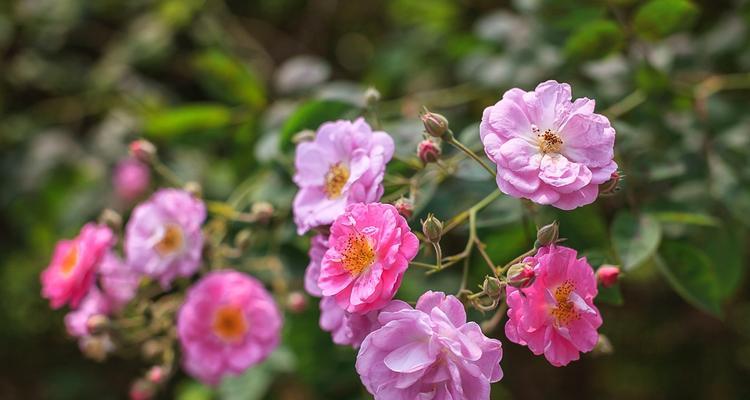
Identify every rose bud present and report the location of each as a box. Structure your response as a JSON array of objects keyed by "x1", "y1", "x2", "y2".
[
  {"x1": 417, "y1": 139, "x2": 441, "y2": 164},
  {"x1": 506, "y1": 262, "x2": 535, "y2": 288},
  {"x1": 596, "y1": 265, "x2": 621, "y2": 288},
  {"x1": 420, "y1": 108, "x2": 449, "y2": 139}
]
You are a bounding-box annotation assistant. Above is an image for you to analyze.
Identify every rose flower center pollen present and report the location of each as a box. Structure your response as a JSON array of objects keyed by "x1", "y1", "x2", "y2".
[
  {"x1": 155, "y1": 224, "x2": 184, "y2": 255},
  {"x1": 212, "y1": 305, "x2": 248, "y2": 343},
  {"x1": 61, "y1": 246, "x2": 79, "y2": 275},
  {"x1": 341, "y1": 234, "x2": 375, "y2": 276},
  {"x1": 550, "y1": 280, "x2": 579, "y2": 327},
  {"x1": 324, "y1": 163, "x2": 349, "y2": 199},
  {"x1": 533, "y1": 125, "x2": 563, "y2": 154}
]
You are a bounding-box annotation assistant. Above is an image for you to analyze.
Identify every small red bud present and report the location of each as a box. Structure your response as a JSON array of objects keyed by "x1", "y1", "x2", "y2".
[
  {"x1": 420, "y1": 109, "x2": 450, "y2": 138},
  {"x1": 596, "y1": 265, "x2": 621, "y2": 288},
  {"x1": 128, "y1": 139, "x2": 156, "y2": 163},
  {"x1": 146, "y1": 366, "x2": 166, "y2": 384},
  {"x1": 393, "y1": 197, "x2": 414, "y2": 218},
  {"x1": 417, "y1": 139, "x2": 441, "y2": 164},
  {"x1": 506, "y1": 262, "x2": 535, "y2": 288},
  {"x1": 286, "y1": 291, "x2": 307, "y2": 313},
  {"x1": 129, "y1": 379, "x2": 155, "y2": 400}
]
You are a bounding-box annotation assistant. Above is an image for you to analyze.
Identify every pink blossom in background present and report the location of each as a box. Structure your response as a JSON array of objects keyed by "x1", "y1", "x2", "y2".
[
  {"x1": 596, "y1": 265, "x2": 621, "y2": 288},
  {"x1": 113, "y1": 157, "x2": 150, "y2": 201},
  {"x1": 356, "y1": 291, "x2": 503, "y2": 400},
  {"x1": 505, "y1": 245, "x2": 602, "y2": 367},
  {"x1": 64, "y1": 287, "x2": 111, "y2": 337},
  {"x1": 125, "y1": 189, "x2": 206, "y2": 288},
  {"x1": 318, "y1": 202, "x2": 419, "y2": 314},
  {"x1": 41, "y1": 223, "x2": 114, "y2": 309},
  {"x1": 99, "y1": 252, "x2": 141, "y2": 310},
  {"x1": 176, "y1": 270, "x2": 281, "y2": 385},
  {"x1": 319, "y1": 296, "x2": 381, "y2": 348},
  {"x1": 480, "y1": 80, "x2": 617, "y2": 210},
  {"x1": 293, "y1": 118, "x2": 394, "y2": 234},
  {"x1": 303, "y1": 234, "x2": 327, "y2": 297}
]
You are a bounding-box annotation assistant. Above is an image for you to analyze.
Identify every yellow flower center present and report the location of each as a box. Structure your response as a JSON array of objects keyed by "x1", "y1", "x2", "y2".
[
  {"x1": 60, "y1": 246, "x2": 79, "y2": 276},
  {"x1": 212, "y1": 305, "x2": 248, "y2": 343},
  {"x1": 155, "y1": 224, "x2": 184, "y2": 256},
  {"x1": 534, "y1": 126, "x2": 563, "y2": 154},
  {"x1": 550, "y1": 280, "x2": 579, "y2": 327},
  {"x1": 324, "y1": 163, "x2": 350, "y2": 199},
  {"x1": 340, "y1": 234, "x2": 376, "y2": 276}
]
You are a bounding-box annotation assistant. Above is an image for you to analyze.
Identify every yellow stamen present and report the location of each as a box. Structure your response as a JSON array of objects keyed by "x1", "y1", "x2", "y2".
[
  {"x1": 537, "y1": 128, "x2": 563, "y2": 154},
  {"x1": 60, "y1": 246, "x2": 79, "y2": 275},
  {"x1": 340, "y1": 234, "x2": 375, "y2": 276},
  {"x1": 155, "y1": 224, "x2": 184, "y2": 256},
  {"x1": 324, "y1": 163, "x2": 350, "y2": 199},
  {"x1": 212, "y1": 305, "x2": 248, "y2": 343},
  {"x1": 550, "y1": 280, "x2": 579, "y2": 326}
]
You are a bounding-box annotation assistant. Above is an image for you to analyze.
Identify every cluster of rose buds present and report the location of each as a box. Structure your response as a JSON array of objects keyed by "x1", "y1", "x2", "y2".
[{"x1": 42, "y1": 80, "x2": 621, "y2": 399}]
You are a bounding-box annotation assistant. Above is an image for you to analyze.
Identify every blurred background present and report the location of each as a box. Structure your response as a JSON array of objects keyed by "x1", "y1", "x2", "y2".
[{"x1": 1, "y1": 0, "x2": 750, "y2": 398}]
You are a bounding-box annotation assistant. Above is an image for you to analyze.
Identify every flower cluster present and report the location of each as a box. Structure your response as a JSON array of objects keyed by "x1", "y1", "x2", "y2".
[{"x1": 41, "y1": 80, "x2": 617, "y2": 399}]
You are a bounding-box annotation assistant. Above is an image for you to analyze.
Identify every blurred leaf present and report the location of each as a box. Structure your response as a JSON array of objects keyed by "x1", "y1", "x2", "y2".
[
  {"x1": 565, "y1": 20, "x2": 624, "y2": 61},
  {"x1": 596, "y1": 284, "x2": 624, "y2": 306},
  {"x1": 657, "y1": 243, "x2": 722, "y2": 316},
  {"x1": 176, "y1": 380, "x2": 214, "y2": 400},
  {"x1": 652, "y1": 212, "x2": 719, "y2": 227},
  {"x1": 633, "y1": 0, "x2": 699, "y2": 41},
  {"x1": 192, "y1": 50, "x2": 266, "y2": 108},
  {"x1": 699, "y1": 226, "x2": 745, "y2": 297},
  {"x1": 611, "y1": 211, "x2": 662, "y2": 271},
  {"x1": 144, "y1": 104, "x2": 233, "y2": 138},
  {"x1": 278, "y1": 100, "x2": 360, "y2": 151}
]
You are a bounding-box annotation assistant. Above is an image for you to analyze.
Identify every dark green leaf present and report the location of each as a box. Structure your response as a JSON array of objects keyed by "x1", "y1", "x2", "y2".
[
  {"x1": 191, "y1": 50, "x2": 266, "y2": 108},
  {"x1": 657, "y1": 243, "x2": 722, "y2": 316},
  {"x1": 633, "y1": 0, "x2": 699, "y2": 41},
  {"x1": 565, "y1": 20, "x2": 624, "y2": 61},
  {"x1": 652, "y1": 212, "x2": 719, "y2": 227},
  {"x1": 144, "y1": 104, "x2": 233, "y2": 138},
  {"x1": 612, "y1": 211, "x2": 662, "y2": 271}
]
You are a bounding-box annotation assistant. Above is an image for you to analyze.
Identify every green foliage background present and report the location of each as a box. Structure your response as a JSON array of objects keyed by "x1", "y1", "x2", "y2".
[{"x1": 1, "y1": 0, "x2": 749, "y2": 398}]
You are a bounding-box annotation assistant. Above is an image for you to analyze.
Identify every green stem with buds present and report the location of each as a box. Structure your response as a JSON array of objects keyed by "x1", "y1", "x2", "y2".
[{"x1": 444, "y1": 133, "x2": 497, "y2": 179}]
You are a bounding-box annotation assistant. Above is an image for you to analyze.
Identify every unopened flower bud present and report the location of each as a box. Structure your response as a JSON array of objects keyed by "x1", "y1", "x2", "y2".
[
  {"x1": 99, "y1": 209, "x2": 122, "y2": 231},
  {"x1": 86, "y1": 314, "x2": 110, "y2": 335},
  {"x1": 251, "y1": 201, "x2": 274, "y2": 222},
  {"x1": 364, "y1": 87, "x2": 381, "y2": 105},
  {"x1": 596, "y1": 265, "x2": 621, "y2": 288},
  {"x1": 421, "y1": 213, "x2": 443, "y2": 243},
  {"x1": 129, "y1": 139, "x2": 156, "y2": 163},
  {"x1": 146, "y1": 366, "x2": 167, "y2": 384},
  {"x1": 420, "y1": 108, "x2": 450, "y2": 139},
  {"x1": 286, "y1": 291, "x2": 307, "y2": 314},
  {"x1": 506, "y1": 262, "x2": 535, "y2": 288},
  {"x1": 393, "y1": 197, "x2": 414, "y2": 218},
  {"x1": 80, "y1": 334, "x2": 114, "y2": 362},
  {"x1": 593, "y1": 333, "x2": 613, "y2": 356},
  {"x1": 129, "y1": 378, "x2": 155, "y2": 400},
  {"x1": 234, "y1": 229, "x2": 252, "y2": 250},
  {"x1": 599, "y1": 171, "x2": 622, "y2": 196},
  {"x1": 482, "y1": 276, "x2": 503, "y2": 299},
  {"x1": 534, "y1": 221, "x2": 559, "y2": 248},
  {"x1": 292, "y1": 129, "x2": 316, "y2": 144},
  {"x1": 183, "y1": 181, "x2": 202, "y2": 198},
  {"x1": 417, "y1": 139, "x2": 441, "y2": 164}
]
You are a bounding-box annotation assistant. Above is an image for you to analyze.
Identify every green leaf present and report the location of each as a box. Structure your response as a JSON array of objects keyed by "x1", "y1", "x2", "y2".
[
  {"x1": 596, "y1": 284, "x2": 624, "y2": 306},
  {"x1": 564, "y1": 20, "x2": 624, "y2": 61},
  {"x1": 144, "y1": 104, "x2": 233, "y2": 138},
  {"x1": 657, "y1": 243, "x2": 722, "y2": 316},
  {"x1": 278, "y1": 100, "x2": 360, "y2": 151},
  {"x1": 633, "y1": 0, "x2": 699, "y2": 41},
  {"x1": 611, "y1": 211, "x2": 662, "y2": 271},
  {"x1": 652, "y1": 212, "x2": 719, "y2": 227},
  {"x1": 192, "y1": 50, "x2": 266, "y2": 108},
  {"x1": 699, "y1": 226, "x2": 744, "y2": 297}
]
